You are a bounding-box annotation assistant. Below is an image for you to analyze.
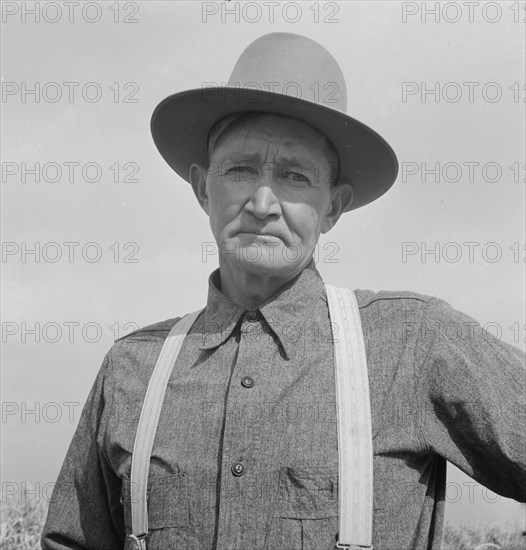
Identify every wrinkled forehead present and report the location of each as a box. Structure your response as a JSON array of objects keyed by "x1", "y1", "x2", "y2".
[{"x1": 211, "y1": 113, "x2": 331, "y2": 160}]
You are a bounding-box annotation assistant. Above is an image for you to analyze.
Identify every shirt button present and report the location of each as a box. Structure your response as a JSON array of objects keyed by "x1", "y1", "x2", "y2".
[
  {"x1": 231, "y1": 462, "x2": 245, "y2": 476},
  {"x1": 246, "y1": 310, "x2": 258, "y2": 322},
  {"x1": 241, "y1": 376, "x2": 254, "y2": 388}
]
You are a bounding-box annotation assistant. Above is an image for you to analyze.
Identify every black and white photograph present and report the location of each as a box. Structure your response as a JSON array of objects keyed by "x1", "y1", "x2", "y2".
[{"x1": 1, "y1": 1, "x2": 525, "y2": 549}]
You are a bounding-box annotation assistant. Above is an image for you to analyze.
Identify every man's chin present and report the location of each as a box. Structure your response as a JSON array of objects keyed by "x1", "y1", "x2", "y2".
[
  {"x1": 236, "y1": 259, "x2": 303, "y2": 280},
  {"x1": 220, "y1": 249, "x2": 299, "y2": 275},
  {"x1": 218, "y1": 240, "x2": 313, "y2": 276}
]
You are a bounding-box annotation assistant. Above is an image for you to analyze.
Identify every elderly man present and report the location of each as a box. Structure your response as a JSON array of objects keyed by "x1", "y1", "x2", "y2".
[{"x1": 42, "y1": 33, "x2": 525, "y2": 550}]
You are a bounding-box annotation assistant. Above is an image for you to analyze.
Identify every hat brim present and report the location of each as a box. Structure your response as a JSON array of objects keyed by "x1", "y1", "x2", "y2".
[{"x1": 151, "y1": 88, "x2": 398, "y2": 211}]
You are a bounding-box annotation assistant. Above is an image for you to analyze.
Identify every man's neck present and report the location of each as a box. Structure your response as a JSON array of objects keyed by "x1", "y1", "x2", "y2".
[{"x1": 218, "y1": 261, "x2": 310, "y2": 310}]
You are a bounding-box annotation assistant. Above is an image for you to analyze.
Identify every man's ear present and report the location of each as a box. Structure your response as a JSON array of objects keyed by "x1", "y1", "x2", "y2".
[
  {"x1": 321, "y1": 184, "x2": 353, "y2": 234},
  {"x1": 189, "y1": 163, "x2": 209, "y2": 215}
]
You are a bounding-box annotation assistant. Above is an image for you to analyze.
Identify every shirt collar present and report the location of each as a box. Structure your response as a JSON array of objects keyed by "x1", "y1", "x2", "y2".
[{"x1": 199, "y1": 259, "x2": 327, "y2": 360}]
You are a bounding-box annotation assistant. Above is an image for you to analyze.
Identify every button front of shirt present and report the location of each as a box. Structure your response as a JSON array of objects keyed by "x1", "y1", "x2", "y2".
[
  {"x1": 246, "y1": 310, "x2": 258, "y2": 322},
  {"x1": 231, "y1": 462, "x2": 245, "y2": 476},
  {"x1": 241, "y1": 376, "x2": 254, "y2": 388}
]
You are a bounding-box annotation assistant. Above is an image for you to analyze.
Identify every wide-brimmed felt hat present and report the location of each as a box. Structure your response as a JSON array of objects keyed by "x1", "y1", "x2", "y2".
[{"x1": 151, "y1": 32, "x2": 398, "y2": 212}]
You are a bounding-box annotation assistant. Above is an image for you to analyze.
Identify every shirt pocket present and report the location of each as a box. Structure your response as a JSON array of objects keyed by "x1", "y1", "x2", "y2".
[
  {"x1": 266, "y1": 467, "x2": 339, "y2": 550},
  {"x1": 121, "y1": 473, "x2": 190, "y2": 536}
]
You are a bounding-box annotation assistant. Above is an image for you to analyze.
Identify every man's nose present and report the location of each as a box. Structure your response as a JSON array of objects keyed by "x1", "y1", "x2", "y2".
[{"x1": 245, "y1": 180, "x2": 281, "y2": 219}]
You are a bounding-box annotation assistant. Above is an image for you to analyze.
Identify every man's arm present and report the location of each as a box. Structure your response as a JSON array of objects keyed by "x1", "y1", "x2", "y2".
[
  {"x1": 41, "y1": 353, "x2": 125, "y2": 550},
  {"x1": 416, "y1": 297, "x2": 526, "y2": 501}
]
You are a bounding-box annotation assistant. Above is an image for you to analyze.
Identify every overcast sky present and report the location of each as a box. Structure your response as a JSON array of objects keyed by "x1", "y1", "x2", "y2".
[{"x1": 1, "y1": 0, "x2": 525, "y2": 526}]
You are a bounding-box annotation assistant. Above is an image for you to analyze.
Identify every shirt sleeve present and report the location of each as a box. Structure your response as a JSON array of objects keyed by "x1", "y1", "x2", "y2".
[
  {"x1": 416, "y1": 297, "x2": 526, "y2": 502},
  {"x1": 41, "y1": 352, "x2": 125, "y2": 550}
]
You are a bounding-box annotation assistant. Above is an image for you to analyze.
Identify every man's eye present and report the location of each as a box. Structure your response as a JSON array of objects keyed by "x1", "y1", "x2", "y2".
[
  {"x1": 225, "y1": 165, "x2": 258, "y2": 180},
  {"x1": 283, "y1": 171, "x2": 309, "y2": 184},
  {"x1": 226, "y1": 165, "x2": 257, "y2": 174}
]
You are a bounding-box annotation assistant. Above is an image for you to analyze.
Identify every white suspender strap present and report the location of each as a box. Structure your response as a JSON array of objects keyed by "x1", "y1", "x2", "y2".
[
  {"x1": 325, "y1": 284, "x2": 374, "y2": 550},
  {"x1": 127, "y1": 309, "x2": 202, "y2": 550}
]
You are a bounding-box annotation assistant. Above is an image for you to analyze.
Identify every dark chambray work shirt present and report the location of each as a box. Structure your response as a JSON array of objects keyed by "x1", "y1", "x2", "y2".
[{"x1": 42, "y1": 261, "x2": 526, "y2": 550}]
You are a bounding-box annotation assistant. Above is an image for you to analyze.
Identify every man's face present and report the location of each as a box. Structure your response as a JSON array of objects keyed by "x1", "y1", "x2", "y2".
[{"x1": 191, "y1": 114, "x2": 351, "y2": 279}]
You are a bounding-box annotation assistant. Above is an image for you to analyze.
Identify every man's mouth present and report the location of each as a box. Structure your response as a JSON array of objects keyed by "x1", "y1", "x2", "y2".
[{"x1": 237, "y1": 231, "x2": 284, "y2": 243}]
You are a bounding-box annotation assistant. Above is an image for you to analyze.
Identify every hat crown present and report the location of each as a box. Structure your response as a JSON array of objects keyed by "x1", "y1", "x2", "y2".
[{"x1": 227, "y1": 32, "x2": 347, "y2": 112}]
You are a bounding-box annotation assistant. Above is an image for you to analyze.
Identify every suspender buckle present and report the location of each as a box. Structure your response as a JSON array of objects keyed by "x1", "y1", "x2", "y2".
[
  {"x1": 336, "y1": 543, "x2": 373, "y2": 550},
  {"x1": 127, "y1": 533, "x2": 147, "y2": 550}
]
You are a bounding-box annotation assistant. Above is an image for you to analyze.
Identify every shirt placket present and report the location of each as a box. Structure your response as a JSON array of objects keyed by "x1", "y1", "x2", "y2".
[{"x1": 215, "y1": 311, "x2": 277, "y2": 550}]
